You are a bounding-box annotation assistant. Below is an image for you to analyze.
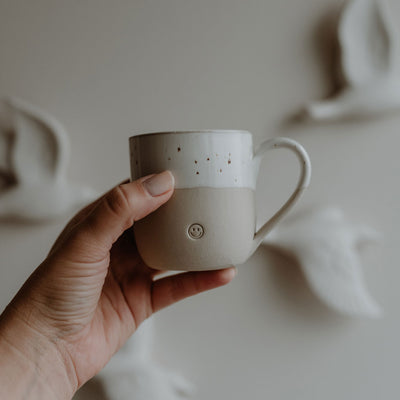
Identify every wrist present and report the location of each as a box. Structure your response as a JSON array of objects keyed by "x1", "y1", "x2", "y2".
[{"x1": 0, "y1": 304, "x2": 78, "y2": 400}]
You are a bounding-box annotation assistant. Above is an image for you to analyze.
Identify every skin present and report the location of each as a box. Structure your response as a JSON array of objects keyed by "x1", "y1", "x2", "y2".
[{"x1": 0, "y1": 171, "x2": 235, "y2": 399}]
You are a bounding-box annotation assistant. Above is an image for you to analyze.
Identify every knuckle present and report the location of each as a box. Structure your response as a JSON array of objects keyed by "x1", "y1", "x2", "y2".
[
  {"x1": 133, "y1": 179, "x2": 148, "y2": 198},
  {"x1": 105, "y1": 185, "x2": 131, "y2": 217},
  {"x1": 192, "y1": 273, "x2": 203, "y2": 293},
  {"x1": 169, "y1": 276, "x2": 186, "y2": 302},
  {"x1": 168, "y1": 273, "x2": 201, "y2": 303}
]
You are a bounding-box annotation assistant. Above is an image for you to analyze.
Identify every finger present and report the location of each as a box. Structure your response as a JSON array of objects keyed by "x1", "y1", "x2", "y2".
[
  {"x1": 67, "y1": 178, "x2": 131, "y2": 228},
  {"x1": 48, "y1": 179, "x2": 131, "y2": 256},
  {"x1": 65, "y1": 171, "x2": 174, "y2": 261},
  {"x1": 151, "y1": 267, "x2": 236, "y2": 313}
]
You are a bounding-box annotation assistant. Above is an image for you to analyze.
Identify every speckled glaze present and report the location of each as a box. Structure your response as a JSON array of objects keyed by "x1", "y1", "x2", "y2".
[
  {"x1": 129, "y1": 130, "x2": 311, "y2": 271},
  {"x1": 130, "y1": 130, "x2": 255, "y2": 189}
]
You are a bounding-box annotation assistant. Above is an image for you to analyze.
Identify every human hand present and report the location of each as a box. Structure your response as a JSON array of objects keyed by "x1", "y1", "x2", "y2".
[{"x1": 0, "y1": 171, "x2": 236, "y2": 399}]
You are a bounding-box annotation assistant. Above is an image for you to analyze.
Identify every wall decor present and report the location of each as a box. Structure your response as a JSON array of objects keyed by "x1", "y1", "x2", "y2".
[
  {"x1": 0, "y1": 97, "x2": 96, "y2": 222},
  {"x1": 265, "y1": 206, "x2": 382, "y2": 317},
  {"x1": 305, "y1": 0, "x2": 400, "y2": 120}
]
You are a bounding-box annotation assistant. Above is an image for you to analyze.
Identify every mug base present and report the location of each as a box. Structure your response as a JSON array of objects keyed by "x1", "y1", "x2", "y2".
[{"x1": 134, "y1": 187, "x2": 256, "y2": 271}]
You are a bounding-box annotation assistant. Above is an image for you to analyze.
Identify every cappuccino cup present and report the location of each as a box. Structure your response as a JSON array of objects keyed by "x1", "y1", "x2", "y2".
[{"x1": 129, "y1": 130, "x2": 311, "y2": 271}]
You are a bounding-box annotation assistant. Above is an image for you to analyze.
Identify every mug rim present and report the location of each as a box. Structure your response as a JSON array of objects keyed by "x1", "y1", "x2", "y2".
[{"x1": 129, "y1": 129, "x2": 252, "y2": 139}]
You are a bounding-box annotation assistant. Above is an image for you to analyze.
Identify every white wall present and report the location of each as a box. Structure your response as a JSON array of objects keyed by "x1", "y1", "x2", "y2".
[{"x1": 0, "y1": 0, "x2": 398, "y2": 398}]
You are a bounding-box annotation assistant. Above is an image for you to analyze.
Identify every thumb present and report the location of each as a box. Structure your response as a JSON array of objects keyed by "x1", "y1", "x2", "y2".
[{"x1": 65, "y1": 170, "x2": 175, "y2": 260}]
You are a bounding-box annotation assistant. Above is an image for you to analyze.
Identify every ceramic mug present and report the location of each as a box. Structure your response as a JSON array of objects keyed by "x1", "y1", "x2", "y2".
[{"x1": 129, "y1": 130, "x2": 311, "y2": 271}]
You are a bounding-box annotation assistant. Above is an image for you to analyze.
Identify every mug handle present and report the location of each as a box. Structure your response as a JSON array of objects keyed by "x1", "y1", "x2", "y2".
[{"x1": 253, "y1": 137, "x2": 311, "y2": 246}]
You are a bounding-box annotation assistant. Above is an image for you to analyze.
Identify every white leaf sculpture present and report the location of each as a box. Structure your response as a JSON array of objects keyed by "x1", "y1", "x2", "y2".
[
  {"x1": 265, "y1": 207, "x2": 382, "y2": 317},
  {"x1": 95, "y1": 318, "x2": 194, "y2": 400},
  {"x1": 305, "y1": 0, "x2": 400, "y2": 120},
  {"x1": 0, "y1": 97, "x2": 96, "y2": 222}
]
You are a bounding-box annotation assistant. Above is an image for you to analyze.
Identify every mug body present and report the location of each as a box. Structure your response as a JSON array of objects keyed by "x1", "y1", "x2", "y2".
[{"x1": 129, "y1": 130, "x2": 257, "y2": 271}]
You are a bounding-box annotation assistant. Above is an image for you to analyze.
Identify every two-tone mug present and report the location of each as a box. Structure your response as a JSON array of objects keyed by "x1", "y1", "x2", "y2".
[{"x1": 129, "y1": 130, "x2": 311, "y2": 271}]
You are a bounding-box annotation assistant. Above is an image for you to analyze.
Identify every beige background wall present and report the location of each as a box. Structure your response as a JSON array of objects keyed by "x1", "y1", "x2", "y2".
[{"x1": 0, "y1": 0, "x2": 398, "y2": 398}]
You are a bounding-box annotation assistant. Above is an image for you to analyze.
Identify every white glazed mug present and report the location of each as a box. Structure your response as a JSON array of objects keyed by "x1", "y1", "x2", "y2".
[{"x1": 129, "y1": 130, "x2": 311, "y2": 271}]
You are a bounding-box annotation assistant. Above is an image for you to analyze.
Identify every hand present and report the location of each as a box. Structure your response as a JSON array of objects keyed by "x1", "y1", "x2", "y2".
[{"x1": 0, "y1": 171, "x2": 236, "y2": 399}]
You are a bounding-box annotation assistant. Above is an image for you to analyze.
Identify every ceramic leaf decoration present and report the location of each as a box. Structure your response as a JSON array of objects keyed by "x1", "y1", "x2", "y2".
[
  {"x1": 95, "y1": 319, "x2": 194, "y2": 400},
  {"x1": 0, "y1": 97, "x2": 96, "y2": 221},
  {"x1": 305, "y1": 0, "x2": 400, "y2": 120},
  {"x1": 265, "y1": 207, "x2": 382, "y2": 317}
]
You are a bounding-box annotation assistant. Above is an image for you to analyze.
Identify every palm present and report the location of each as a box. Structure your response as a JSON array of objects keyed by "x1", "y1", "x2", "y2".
[{"x1": 65, "y1": 231, "x2": 155, "y2": 385}]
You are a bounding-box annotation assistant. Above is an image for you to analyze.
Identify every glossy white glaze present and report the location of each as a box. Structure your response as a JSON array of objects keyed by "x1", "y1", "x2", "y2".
[{"x1": 130, "y1": 130, "x2": 255, "y2": 189}]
